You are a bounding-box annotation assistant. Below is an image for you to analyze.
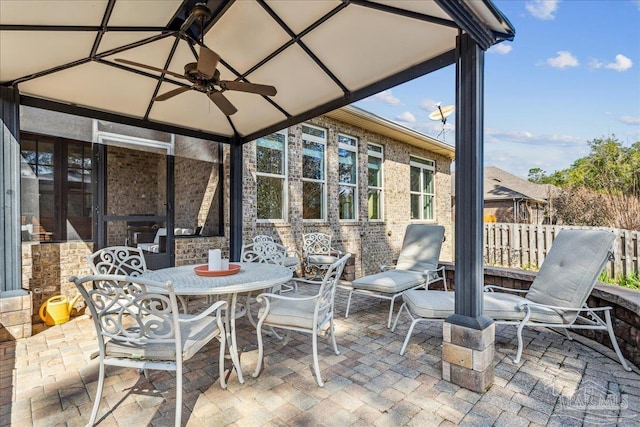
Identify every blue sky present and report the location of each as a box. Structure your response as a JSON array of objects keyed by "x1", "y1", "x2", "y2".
[{"x1": 354, "y1": 0, "x2": 640, "y2": 178}]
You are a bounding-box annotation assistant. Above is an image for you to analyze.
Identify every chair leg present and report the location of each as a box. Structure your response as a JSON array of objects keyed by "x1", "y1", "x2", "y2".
[
  {"x1": 345, "y1": 289, "x2": 354, "y2": 319},
  {"x1": 400, "y1": 318, "x2": 421, "y2": 356},
  {"x1": 175, "y1": 362, "x2": 182, "y2": 427},
  {"x1": 329, "y1": 316, "x2": 340, "y2": 355},
  {"x1": 312, "y1": 330, "x2": 324, "y2": 387},
  {"x1": 87, "y1": 361, "x2": 105, "y2": 426},
  {"x1": 513, "y1": 321, "x2": 527, "y2": 364},
  {"x1": 562, "y1": 328, "x2": 573, "y2": 340},
  {"x1": 604, "y1": 310, "x2": 632, "y2": 372},
  {"x1": 391, "y1": 302, "x2": 408, "y2": 332},
  {"x1": 387, "y1": 294, "x2": 401, "y2": 328}
]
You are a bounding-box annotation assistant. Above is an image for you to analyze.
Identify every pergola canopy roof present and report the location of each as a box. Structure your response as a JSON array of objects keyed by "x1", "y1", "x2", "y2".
[{"x1": 0, "y1": 0, "x2": 514, "y2": 143}]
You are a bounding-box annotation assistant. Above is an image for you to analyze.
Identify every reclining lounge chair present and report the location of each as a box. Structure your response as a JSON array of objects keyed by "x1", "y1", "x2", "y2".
[
  {"x1": 392, "y1": 229, "x2": 631, "y2": 371},
  {"x1": 345, "y1": 224, "x2": 446, "y2": 327}
]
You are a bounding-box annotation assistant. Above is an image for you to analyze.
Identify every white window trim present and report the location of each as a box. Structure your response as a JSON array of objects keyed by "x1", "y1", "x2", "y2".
[
  {"x1": 338, "y1": 133, "x2": 358, "y2": 222},
  {"x1": 409, "y1": 155, "x2": 436, "y2": 222},
  {"x1": 256, "y1": 129, "x2": 288, "y2": 223},
  {"x1": 302, "y1": 123, "x2": 327, "y2": 222},
  {"x1": 367, "y1": 142, "x2": 384, "y2": 222}
]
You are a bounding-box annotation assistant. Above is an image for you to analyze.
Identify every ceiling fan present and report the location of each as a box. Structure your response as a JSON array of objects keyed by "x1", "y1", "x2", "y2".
[{"x1": 114, "y1": 3, "x2": 277, "y2": 116}]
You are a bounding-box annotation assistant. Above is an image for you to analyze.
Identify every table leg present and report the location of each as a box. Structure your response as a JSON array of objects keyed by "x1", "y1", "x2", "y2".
[{"x1": 228, "y1": 293, "x2": 245, "y2": 384}]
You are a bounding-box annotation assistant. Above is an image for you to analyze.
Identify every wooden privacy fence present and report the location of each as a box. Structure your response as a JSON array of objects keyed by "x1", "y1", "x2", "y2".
[{"x1": 484, "y1": 223, "x2": 639, "y2": 279}]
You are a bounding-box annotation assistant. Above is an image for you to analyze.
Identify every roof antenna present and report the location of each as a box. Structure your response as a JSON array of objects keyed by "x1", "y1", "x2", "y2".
[{"x1": 428, "y1": 102, "x2": 455, "y2": 140}]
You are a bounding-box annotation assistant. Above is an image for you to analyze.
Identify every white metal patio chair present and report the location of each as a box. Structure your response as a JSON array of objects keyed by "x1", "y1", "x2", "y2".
[
  {"x1": 392, "y1": 229, "x2": 632, "y2": 371},
  {"x1": 252, "y1": 235, "x2": 301, "y2": 272},
  {"x1": 302, "y1": 232, "x2": 342, "y2": 281},
  {"x1": 345, "y1": 224, "x2": 446, "y2": 327},
  {"x1": 85, "y1": 246, "x2": 148, "y2": 276},
  {"x1": 70, "y1": 274, "x2": 227, "y2": 427},
  {"x1": 252, "y1": 253, "x2": 351, "y2": 386}
]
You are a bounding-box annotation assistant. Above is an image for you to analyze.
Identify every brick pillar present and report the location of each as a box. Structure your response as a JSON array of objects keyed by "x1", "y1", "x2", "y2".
[{"x1": 442, "y1": 321, "x2": 494, "y2": 392}]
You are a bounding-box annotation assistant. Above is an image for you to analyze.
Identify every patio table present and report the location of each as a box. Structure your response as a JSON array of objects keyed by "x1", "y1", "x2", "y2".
[{"x1": 143, "y1": 262, "x2": 292, "y2": 383}]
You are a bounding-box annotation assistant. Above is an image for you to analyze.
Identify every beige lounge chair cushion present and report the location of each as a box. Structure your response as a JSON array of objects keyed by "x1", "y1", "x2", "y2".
[
  {"x1": 352, "y1": 270, "x2": 425, "y2": 294},
  {"x1": 525, "y1": 229, "x2": 615, "y2": 323},
  {"x1": 402, "y1": 290, "x2": 565, "y2": 324},
  {"x1": 105, "y1": 314, "x2": 220, "y2": 361},
  {"x1": 395, "y1": 224, "x2": 444, "y2": 272},
  {"x1": 258, "y1": 297, "x2": 322, "y2": 329}
]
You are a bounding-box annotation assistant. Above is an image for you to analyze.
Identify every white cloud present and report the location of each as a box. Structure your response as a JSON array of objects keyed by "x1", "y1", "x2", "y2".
[
  {"x1": 488, "y1": 43, "x2": 513, "y2": 55},
  {"x1": 485, "y1": 128, "x2": 583, "y2": 146},
  {"x1": 525, "y1": 0, "x2": 559, "y2": 20},
  {"x1": 619, "y1": 116, "x2": 640, "y2": 125},
  {"x1": 395, "y1": 111, "x2": 416, "y2": 124},
  {"x1": 588, "y1": 58, "x2": 603, "y2": 70},
  {"x1": 545, "y1": 51, "x2": 579, "y2": 69},
  {"x1": 364, "y1": 89, "x2": 401, "y2": 105},
  {"x1": 419, "y1": 99, "x2": 440, "y2": 112},
  {"x1": 605, "y1": 54, "x2": 633, "y2": 72}
]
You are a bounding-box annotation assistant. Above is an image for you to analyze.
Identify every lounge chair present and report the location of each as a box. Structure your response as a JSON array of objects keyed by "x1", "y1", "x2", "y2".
[
  {"x1": 392, "y1": 229, "x2": 632, "y2": 371},
  {"x1": 345, "y1": 224, "x2": 446, "y2": 327}
]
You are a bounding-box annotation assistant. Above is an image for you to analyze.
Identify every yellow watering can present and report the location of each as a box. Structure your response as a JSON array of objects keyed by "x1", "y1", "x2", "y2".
[{"x1": 39, "y1": 294, "x2": 81, "y2": 326}]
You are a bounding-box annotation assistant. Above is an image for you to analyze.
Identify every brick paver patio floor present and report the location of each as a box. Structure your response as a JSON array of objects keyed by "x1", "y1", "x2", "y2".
[{"x1": 1, "y1": 283, "x2": 639, "y2": 426}]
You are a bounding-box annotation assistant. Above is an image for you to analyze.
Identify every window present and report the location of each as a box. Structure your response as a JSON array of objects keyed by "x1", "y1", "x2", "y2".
[
  {"x1": 410, "y1": 156, "x2": 435, "y2": 221},
  {"x1": 367, "y1": 143, "x2": 384, "y2": 220},
  {"x1": 256, "y1": 130, "x2": 287, "y2": 220},
  {"x1": 302, "y1": 124, "x2": 326, "y2": 220},
  {"x1": 338, "y1": 134, "x2": 358, "y2": 220},
  {"x1": 20, "y1": 133, "x2": 93, "y2": 241}
]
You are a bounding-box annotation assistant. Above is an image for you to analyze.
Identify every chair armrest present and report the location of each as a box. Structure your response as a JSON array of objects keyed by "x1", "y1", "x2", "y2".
[
  {"x1": 484, "y1": 285, "x2": 528, "y2": 294},
  {"x1": 330, "y1": 248, "x2": 343, "y2": 257},
  {"x1": 517, "y1": 300, "x2": 611, "y2": 313},
  {"x1": 179, "y1": 300, "x2": 227, "y2": 322},
  {"x1": 380, "y1": 264, "x2": 397, "y2": 272}
]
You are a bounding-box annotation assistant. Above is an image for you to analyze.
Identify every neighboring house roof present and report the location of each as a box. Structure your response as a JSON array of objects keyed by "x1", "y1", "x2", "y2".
[
  {"x1": 326, "y1": 105, "x2": 455, "y2": 160},
  {"x1": 452, "y1": 166, "x2": 555, "y2": 203}
]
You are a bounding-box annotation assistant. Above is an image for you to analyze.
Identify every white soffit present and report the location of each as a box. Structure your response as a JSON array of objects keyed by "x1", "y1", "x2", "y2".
[
  {"x1": 148, "y1": 85, "x2": 234, "y2": 136},
  {"x1": 19, "y1": 62, "x2": 157, "y2": 118},
  {"x1": 265, "y1": 0, "x2": 342, "y2": 34},
  {"x1": 204, "y1": 1, "x2": 290, "y2": 75},
  {"x1": 247, "y1": 45, "x2": 343, "y2": 117},
  {"x1": 0, "y1": 0, "x2": 106, "y2": 25},
  {"x1": 108, "y1": 0, "x2": 181, "y2": 27},
  {"x1": 303, "y1": 5, "x2": 456, "y2": 91},
  {"x1": 0, "y1": 31, "x2": 95, "y2": 82}
]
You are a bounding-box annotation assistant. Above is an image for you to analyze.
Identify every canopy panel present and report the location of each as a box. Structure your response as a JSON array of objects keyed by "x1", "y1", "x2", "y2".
[{"x1": 0, "y1": 0, "x2": 514, "y2": 142}]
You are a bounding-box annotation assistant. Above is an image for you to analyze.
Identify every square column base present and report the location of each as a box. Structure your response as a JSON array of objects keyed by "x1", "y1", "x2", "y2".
[{"x1": 442, "y1": 321, "x2": 494, "y2": 392}]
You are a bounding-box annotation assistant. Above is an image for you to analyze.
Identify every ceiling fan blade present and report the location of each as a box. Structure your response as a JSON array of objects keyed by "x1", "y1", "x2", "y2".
[
  {"x1": 221, "y1": 80, "x2": 277, "y2": 96},
  {"x1": 197, "y1": 46, "x2": 220, "y2": 79},
  {"x1": 154, "y1": 86, "x2": 192, "y2": 101},
  {"x1": 114, "y1": 58, "x2": 187, "y2": 80},
  {"x1": 208, "y1": 91, "x2": 238, "y2": 116}
]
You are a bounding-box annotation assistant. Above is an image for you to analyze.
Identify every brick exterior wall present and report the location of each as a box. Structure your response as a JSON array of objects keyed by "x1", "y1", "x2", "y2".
[{"x1": 244, "y1": 116, "x2": 453, "y2": 278}]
